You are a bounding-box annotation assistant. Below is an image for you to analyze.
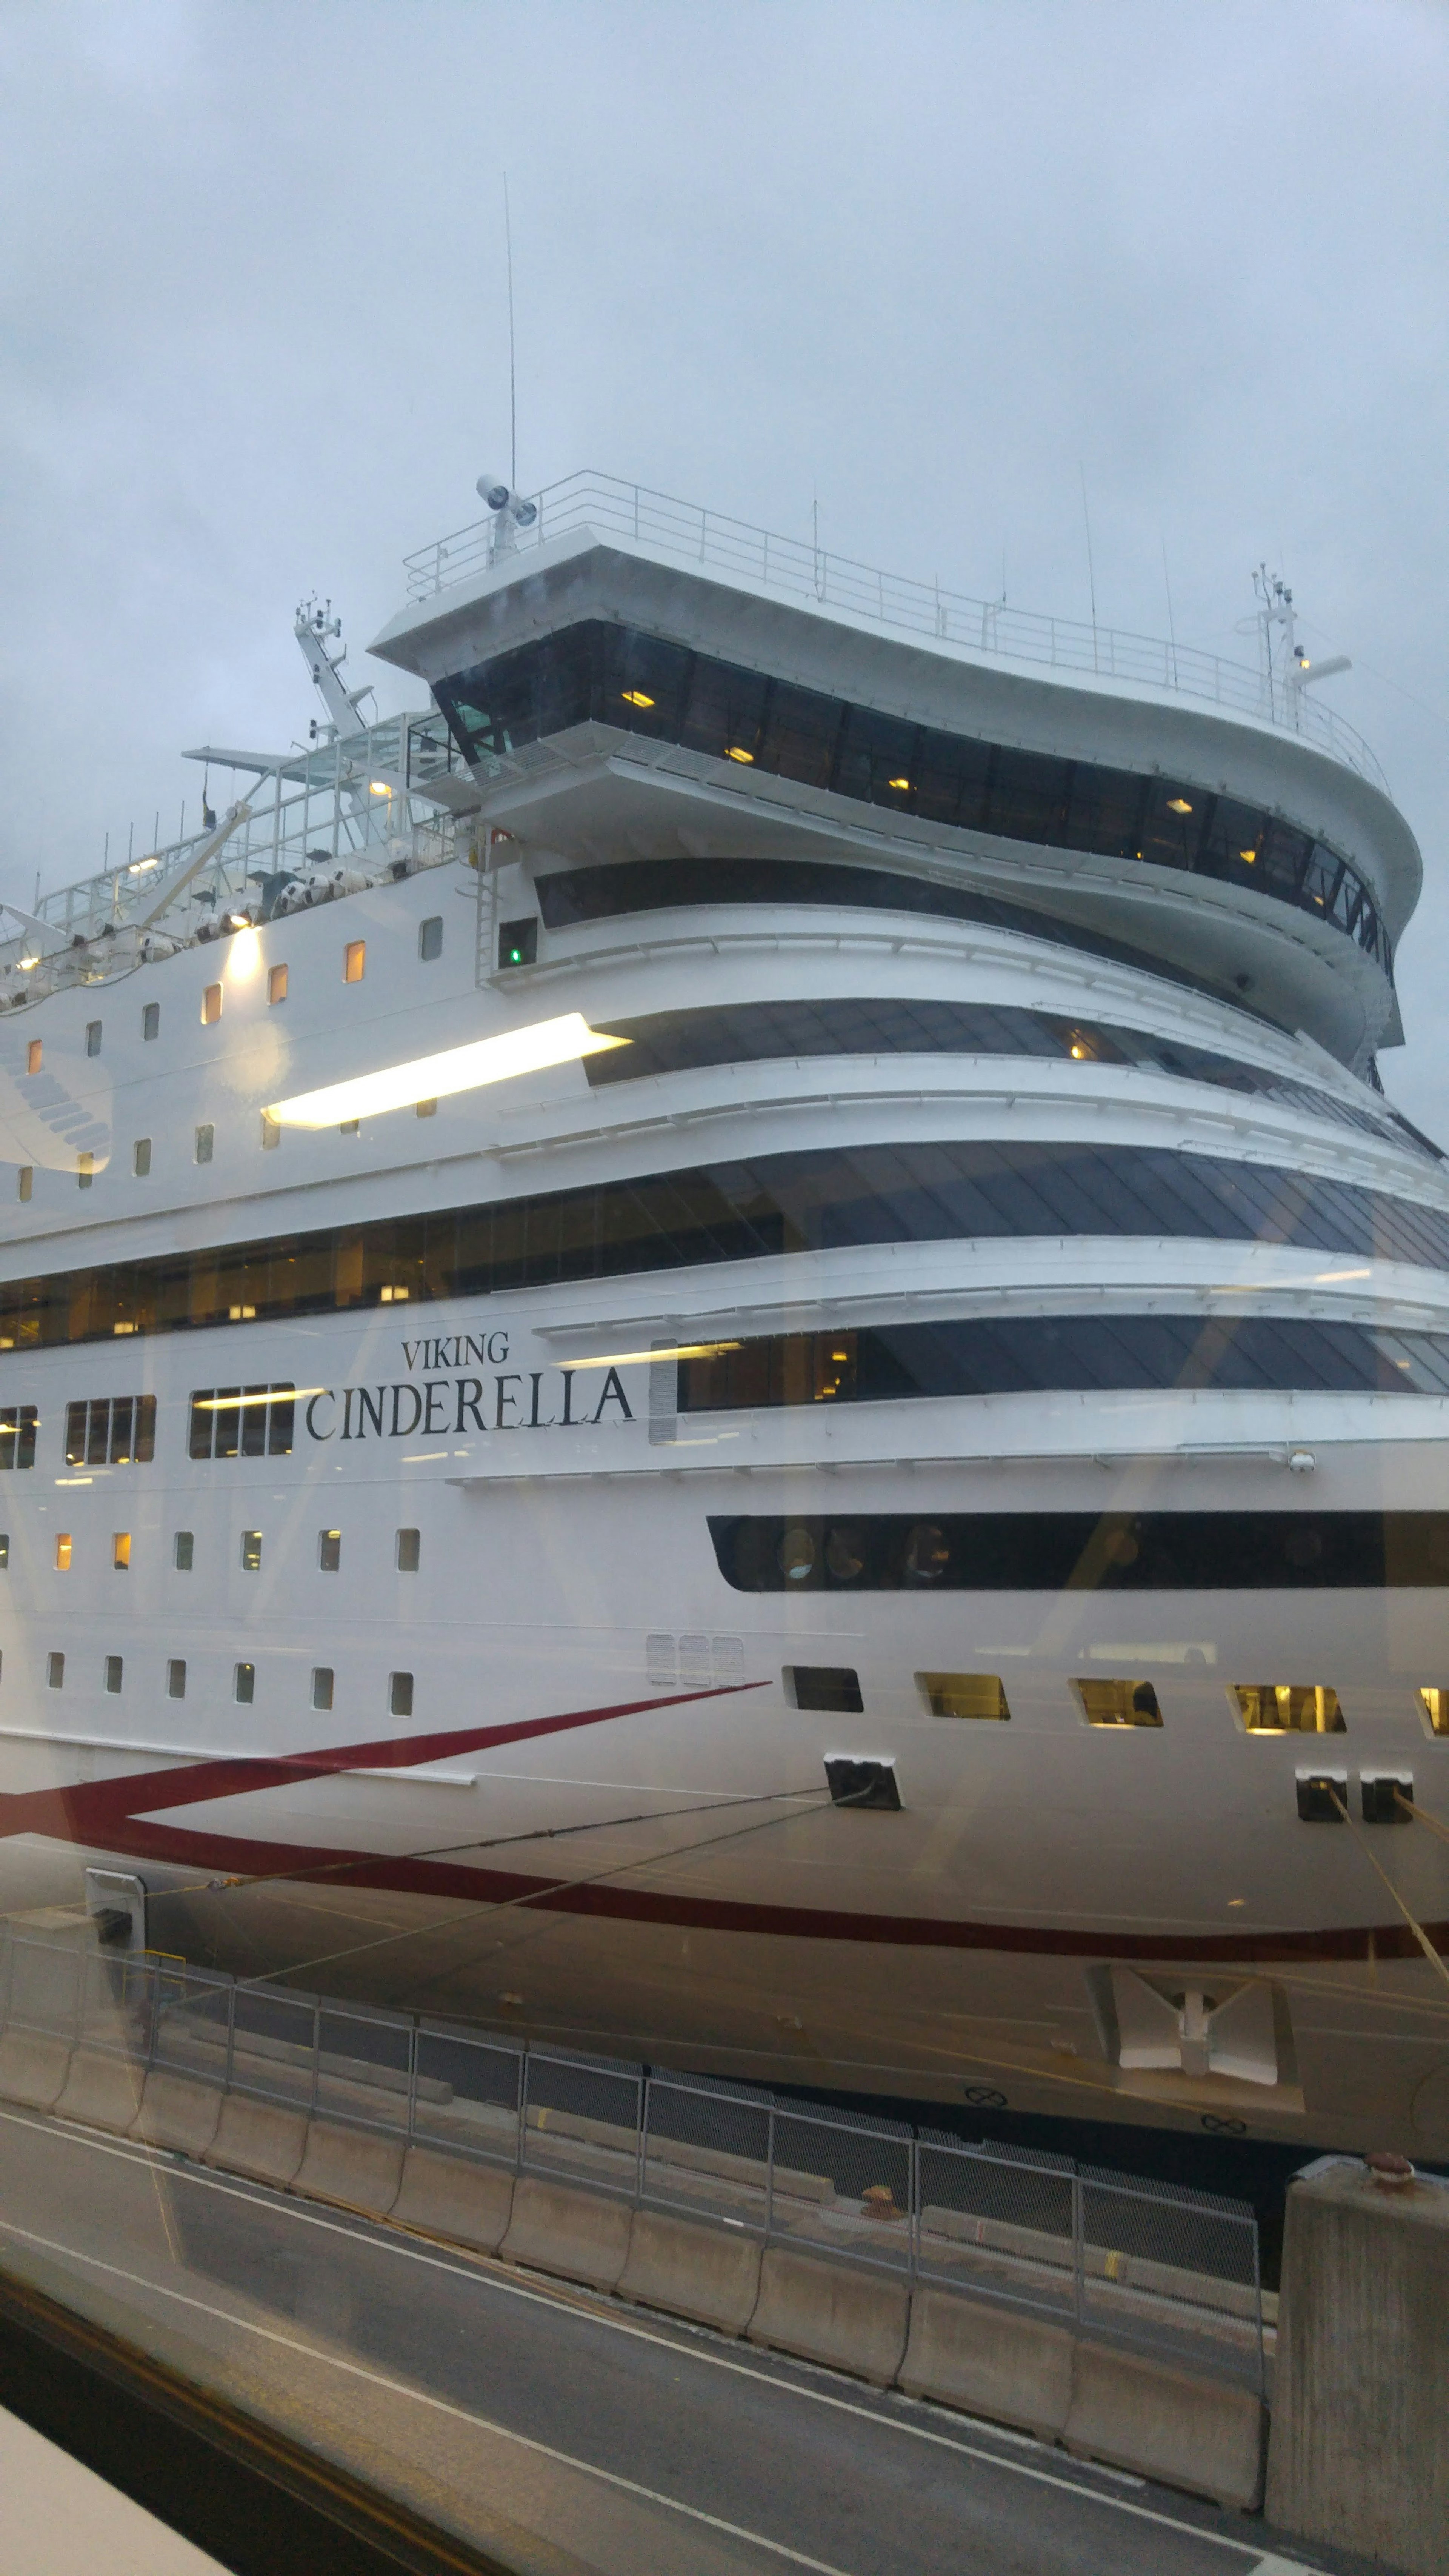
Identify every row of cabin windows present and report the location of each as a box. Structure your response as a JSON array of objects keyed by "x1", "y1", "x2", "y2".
[
  {"x1": 18, "y1": 919, "x2": 448, "y2": 1071},
  {"x1": 16, "y1": 1090, "x2": 442, "y2": 1193},
  {"x1": 786, "y1": 1662, "x2": 1449, "y2": 1736},
  {"x1": 40, "y1": 1651, "x2": 412, "y2": 1717},
  {"x1": 39, "y1": 1526, "x2": 421, "y2": 1574}
]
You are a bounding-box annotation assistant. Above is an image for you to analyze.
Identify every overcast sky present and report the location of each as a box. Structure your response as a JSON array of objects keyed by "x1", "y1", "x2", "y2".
[{"x1": 2, "y1": 1, "x2": 1444, "y2": 1126}]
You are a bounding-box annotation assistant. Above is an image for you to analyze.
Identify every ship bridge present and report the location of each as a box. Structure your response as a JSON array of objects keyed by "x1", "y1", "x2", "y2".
[{"x1": 371, "y1": 472, "x2": 1420, "y2": 1073}]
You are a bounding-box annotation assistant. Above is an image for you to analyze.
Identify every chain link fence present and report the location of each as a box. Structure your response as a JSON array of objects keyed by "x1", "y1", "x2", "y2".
[{"x1": 0, "y1": 1924, "x2": 1263, "y2": 2387}]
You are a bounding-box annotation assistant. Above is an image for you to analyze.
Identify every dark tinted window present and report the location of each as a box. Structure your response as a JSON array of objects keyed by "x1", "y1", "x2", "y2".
[
  {"x1": 709, "y1": 1511, "x2": 1449, "y2": 1592},
  {"x1": 584, "y1": 995, "x2": 1415, "y2": 1152},
  {"x1": 434, "y1": 623, "x2": 1389, "y2": 971}
]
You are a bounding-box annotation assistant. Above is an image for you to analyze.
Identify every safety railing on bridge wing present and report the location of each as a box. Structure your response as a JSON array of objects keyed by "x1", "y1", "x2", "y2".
[{"x1": 0, "y1": 1925, "x2": 1264, "y2": 2391}]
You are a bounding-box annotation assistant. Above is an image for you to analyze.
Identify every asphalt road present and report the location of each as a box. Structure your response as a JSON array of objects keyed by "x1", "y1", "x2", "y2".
[{"x1": 0, "y1": 2100, "x2": 1373, "y2": 2576}]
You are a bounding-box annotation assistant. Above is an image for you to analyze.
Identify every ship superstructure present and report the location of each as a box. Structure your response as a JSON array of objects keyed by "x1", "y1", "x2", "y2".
[{"x1": 1, "y1": 471, "x2": 1447, "y2": 2158}]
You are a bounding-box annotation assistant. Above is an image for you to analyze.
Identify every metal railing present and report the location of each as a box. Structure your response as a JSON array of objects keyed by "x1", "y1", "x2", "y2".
[
  {"x1": 0, "y1": 1927, "x2": 1264, "y2": 2390},
  {"x1": 402, "y1": 469, "x2": 1385, "y2": 793}
]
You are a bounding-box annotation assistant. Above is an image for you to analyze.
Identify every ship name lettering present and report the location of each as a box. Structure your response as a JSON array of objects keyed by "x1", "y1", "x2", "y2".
[{"x1": 305, "y1": 1367, "x2": 634, "y2": 1444}]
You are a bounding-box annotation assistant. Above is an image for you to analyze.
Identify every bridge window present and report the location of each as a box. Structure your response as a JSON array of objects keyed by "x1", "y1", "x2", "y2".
[
  {"x1": 65, "y1": 1398, "x2": 155, "y2": 1467},
  {"x1": 1234, "y1": 1684, "x2": 1346, "y2": 1733},
  {"x1": 1076, "y1": 1678, "x2": 1163, "y2": 1727},
  {"x1": 189, "y1": 1386, "x2": 294, "y2": 1459},
  {"x1": 920, "y1": 1672, "x2": 1011, "y2": 1719}
]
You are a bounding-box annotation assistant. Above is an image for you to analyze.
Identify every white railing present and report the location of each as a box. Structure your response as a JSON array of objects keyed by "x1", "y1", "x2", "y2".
[{"x1": 403, "y1": 471, "x2": 1387, "y2": 792}]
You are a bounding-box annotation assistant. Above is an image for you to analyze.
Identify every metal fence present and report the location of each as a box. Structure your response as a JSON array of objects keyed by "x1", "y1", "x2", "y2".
[
  {"x1": 0, "y1": 1927, "x2": 1264, "y2": 2389},
  {"x1": 401, "y1": 467, "x2": 1385, "y2": 791}
]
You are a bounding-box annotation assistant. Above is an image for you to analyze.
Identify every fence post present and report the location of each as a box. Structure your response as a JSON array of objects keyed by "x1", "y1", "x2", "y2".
[
  {"x1": 1252, "y1": 2210, "x2": 1266, "y2": 2399},
  {"x1": 1072, "y1": 2167, "x2": 1085, "y2": 2330},
  {"x1": 406, "y1": 2020, "x2": 418, "y2": 2147},
  {"x1": 224, "y1": 1976, "x2": 236, "y2": 2093},
  {"x1": 516, "y1": 2048, "x2": 528, "y2": 2176},
  {"x1": 765, "y1": 2102, "x2": 776, "y2": 2243},
  {"x1": 309, "y1": 2000, "x2": 321, "y2": 2117},
  {"x1": 637, "y1": 2073, "x2": 649, "y2": 2207},
  {"x1": 909, "y1": 2133, "x2": 919, "y2": 2289}
]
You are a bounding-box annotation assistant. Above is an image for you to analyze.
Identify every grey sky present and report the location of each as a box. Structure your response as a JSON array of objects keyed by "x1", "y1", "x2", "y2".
[{"x1": 2, "y1": 0, "x2": 1445, "y2": 1127}]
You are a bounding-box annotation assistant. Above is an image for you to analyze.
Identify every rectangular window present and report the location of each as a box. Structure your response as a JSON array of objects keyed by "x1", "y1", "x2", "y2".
[
  {"x1": 77, "y1": 1152, "x2": 93, "y2": 1190},
  {"x1": 86, "y1": 1022, "x2": 102, "y2": 1058},
  {"x1": 1419, "y1": 1687, "x2": 1449, "y2": 1736},
  {"x1": 0, "y1": 1410, "x2": 38, "y2": 1472},
  {"x1": 133, "y1": 1138, "x2": 151, "y2": 1178},
  {"x1": 311, "y1": 1666, "x2": 334, "y2": 1712},
  {"x1": 498, "y1": 917, "x2": 538, "y2": 970},
  {"x1": 389, "y1": 1670, "x2": 414, "y2": 1718},
  {"x1": 142, "y1": 1003, "x2": 160, "y2": 1041},
  {"x1": 318, "y1": 1529, "x2": 341, "y2": 1572},
  {"x1": 195, "y1": 1124, "x2": 214, "y2": 1164},
  {"x1": 260, "y1": 1113, "x2": 281, "y2": 1150},
  {"x1": 0, "y1": 1537, "x2": 8, "y2": 1568},
  {"x1": 234, "y1": 1662, "x2": 255, "y2": 1704},
  {"x1": 17, "y1": 1167, "x2": 31, "y2": 1201},
  {"x1": 919, "y1": 1672, "x2": 1011, "y2": 1720},
  {"x1": 1075, "y1": 1678, "x2": 1163, "y2": 1727},
  {"x1": 415, "y1": 1099, "x2": 437, "y2": 1119},
  {"x1": 343, "y1": 940, "x2": 366, "y2": 983},
  {"x1": 112, "y1": 1532, "x2": 130, "y2": 1571},
  {"x1": 64, "y1": 1397, "x2": 156, "y2": 1467},
  {"x1": 240, "y1": 1530, "x2": 262, "y2": 1571},
  {"x1": 1233, "y1": 1684, "x2": 1346, "y2": 1734},
  {"x1": 174, "y1": 1530, "x2": 194, "y2": 1570},
  {"x1": 268, "y1": 963, "x2": 288, "y2": 1005},
  {"x1": 785, "y1": 1664, "x2": 863, "y2": 1714},
  {"x1": 167, "y1": 1658, "x2": 186, "y2": 1699},
  {"x1": 47, "y1": 1652, "x2": 63, "y2": 1689},
  {"x1": 105, "y1": 1655, "x2": 123, "y2": 1694},
  {"x1": 55, "y1": 1534, "x2": 72, "y2": 1571},
  {"x1": 26, "y1": 1040, "x2": 41, "y2": 1075},
  {"x1": 189, "y1": 1386, "x2": 295, "y2": 1459},
  {"x1": 395, "y1": 1528, "x2": 420, "y2": 1572},
  {"x1": 202, "y1": 983, "x2": 222, "y2": 1026},
  {"x1": 340, "y1": 1118, "x2": 358, "y2": 1137},
  {"x1": 418, "y1": 916, "x2": 443, "y2": 961}
]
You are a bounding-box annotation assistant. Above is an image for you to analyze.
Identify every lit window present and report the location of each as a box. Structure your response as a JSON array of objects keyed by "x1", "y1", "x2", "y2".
[
  {"x1": 133, "y1": 1138, "x2": 151, "y2": 1178},
  {"x1": 195, "y1": 1124, "x2": 214, "y2": 1164},
  {"x1": 202, "y1": 983, "x2": 222, "y2": 1026},
  {"x1": 1233, "y1": 1684, "x2": 1345, "y2": 1734},
  {"x1": 174, "y1": 1531, "x2": 194, "y2": 1570},
  {"x1": 17, "y1": 1168, "x2": 32, "y2": 1202},
  {"x1": 142, "y1": 1003, "x2": 160, "y2": 1040},
  {"x1": 26, "y1": 1040, "x2": 41, "y2": 1075},
  {"x1": 47, "y1": 1652, "x2": 63, "y2": 1689},
  {"x1": 55, "y1": 1535, "x2": 72, "y2": 1572},
  {"x1": 1166, "y1": 797, "x2": 1193, "y2": 815},
  {"x1": 234, "y1": 1662, "x2": 255, "y2": 1705},
  {"x1": 418, "y1": 916, "x2": 443, "y2": 961},
  {"x1": 0, "y1": 1538, "x2": 8, "y2": 1567},
  {"x1": 112, "y1": 1533, "x2": 130, "y2": 1571},
  {"x1": 389, "y1": 1670, "x2": 414, "y2": 1718},
  {"x1": 379, "y1": 1285, "x2": 409, "y2": 1303},
  {"x1": 396, "y1": 1528, "x2": 420, "y2": 1572},
  {"x1": 86, "y1": 1021, "x2": 102, "y2": 1058},
  {"x1": 1075, "y1": 1678, "x2": 1163, "y2": 1727},
  {"x1": 725, "y1": 745, "x2": 755, "y2": 764},
  {"x1": 888, "y1": 776, "x2": 911, "y2": 792},
  {"x1": 105, "y1": 1655, "x2": 122, "y2": 1694},
  {"x1": 344, "y1": 941, "x2": 366, "y2": 984},
  {"x1": 268, "y1": 963, "x2": 288, "y2": 1006},
  {"x1": 77, "y1": 1152, "x2": 93, "y2": 1190},
  {"x1": 312, "y1": 1666, "x2": 334, "y2": 1712},
  {"x1": 1419, "y1": 1687, "x2": 1449, "y2": 1736},
  {"x1": 260, "y1": 1113, "x2": 280, "y2": 1149},
  {"x1": 621, "y1": 689, "x2": 655, "y2": 709},
  {"x1": 241, "y1": 1530, "x2": 262, "y2": 1571},
  {"x1": 920, "y1": 1672, "x2": 1011, "y2": 1720},
  {"x1": 318, "y1": 1529, "x2": 341, "y2": 1572},
  {"x1": 167, "y1": 1658, "x2": 186, "y2": 1699}
]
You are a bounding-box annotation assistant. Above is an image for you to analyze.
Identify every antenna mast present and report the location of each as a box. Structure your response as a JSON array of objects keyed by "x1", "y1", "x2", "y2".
[{"x1": 503, "y1": 171, "x2": 517, "y2": 490}]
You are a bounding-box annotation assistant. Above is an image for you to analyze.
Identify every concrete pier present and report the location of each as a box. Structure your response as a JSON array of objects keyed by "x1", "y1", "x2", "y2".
[{"x1": 1266, "y1": 2156, "x2": 1449, "y2": 2575}]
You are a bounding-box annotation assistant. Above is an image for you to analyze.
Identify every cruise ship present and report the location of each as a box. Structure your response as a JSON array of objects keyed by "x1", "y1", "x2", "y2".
[{"x1": 1, "y1": 470, "x2": 1446, "y2": 2158}]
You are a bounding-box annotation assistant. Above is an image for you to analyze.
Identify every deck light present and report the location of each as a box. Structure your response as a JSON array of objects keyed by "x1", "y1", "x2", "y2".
[
  {"x1": 128, "y1": 856, "x2": 160, "y2": 875},
  {"x1": 724, "y1": 745, "x2": 754, "y2": 763},
  {"x1": 1166, "y1": 797, "x2": 1193, "y2": 814},
  {"x1": 266, "y1": 1011, "x2": 630, "y2": 1128},
  {"x1": 621, "y1": 690, "x2": 655, "y2": 709},
  {"x1": 369, "y1": 780, "x2": 392, "y2": 796},
  {"x1": 1070, "y1": 1043, "x2": 1088, "y2": 1059}
]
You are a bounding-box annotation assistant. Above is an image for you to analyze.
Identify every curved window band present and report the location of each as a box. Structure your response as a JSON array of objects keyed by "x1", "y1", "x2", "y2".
[
  {"x1": 584, "y1": 994, "x2": 1424, "y2": 1157},
  {"x1": 678, "y1": 1315, "x2": 1449, "y2": 1414},
  {"x1": 1, "y1": 1138, "x2": 1447, "y2": 1352},
  {"x1": 434, "y1": 621, "x2": 1391, "y2": 974},
  {"x1": 708, "y1": 1510, "x2": 1449, "y2": 1594}
]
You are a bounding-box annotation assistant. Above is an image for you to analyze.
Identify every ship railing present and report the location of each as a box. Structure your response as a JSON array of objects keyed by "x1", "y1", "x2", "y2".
[
  {"x1": 0, "y1": 1925, "x2": 1266, "y2": 2393},
  {"x1": 401, "y1": 468, "x2": 1386, "y2": 794}
]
